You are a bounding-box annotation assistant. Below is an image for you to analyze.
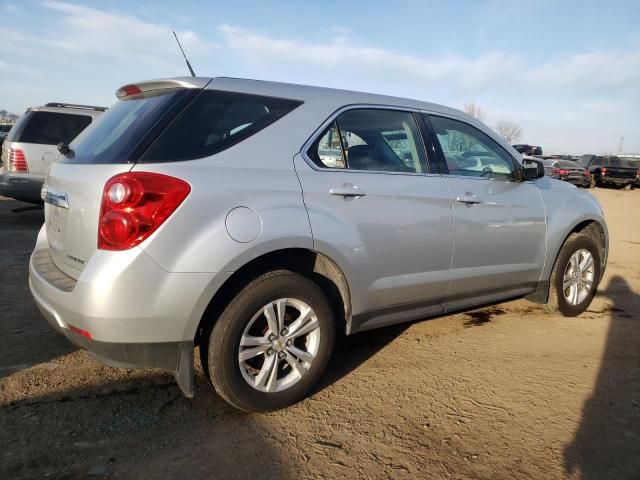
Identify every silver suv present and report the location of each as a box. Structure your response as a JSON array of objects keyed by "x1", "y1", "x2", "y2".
[
  {"x1": 29, "y1": 77, "x2": 608, "y2": 411},
  {"x1": 1, "y1": 103, "x2": 105, "y2": 203}
]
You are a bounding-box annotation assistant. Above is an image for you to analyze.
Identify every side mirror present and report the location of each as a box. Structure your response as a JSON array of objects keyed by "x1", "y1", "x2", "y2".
[{"x1": 521, "y1": 158, "x2": 545, "y2": 181}]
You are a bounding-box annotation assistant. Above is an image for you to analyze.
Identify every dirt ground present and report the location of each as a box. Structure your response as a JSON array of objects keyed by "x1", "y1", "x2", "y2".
[{"x1": 0, "y1": 187, "x2": 638, "y2": 480}]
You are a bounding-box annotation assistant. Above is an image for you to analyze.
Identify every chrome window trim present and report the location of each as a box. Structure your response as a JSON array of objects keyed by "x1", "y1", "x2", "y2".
[{"x1": 299, "y1": 104, "x2": 440, "y2": 178}]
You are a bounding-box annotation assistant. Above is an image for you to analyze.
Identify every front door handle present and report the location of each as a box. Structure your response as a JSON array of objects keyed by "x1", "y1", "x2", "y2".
[
  {"x1": 456, "y1": 192, "x2": 482, "y2": 205},
  {"x1": 329, "y1": 184, "x2": 367, "y2": 198}
]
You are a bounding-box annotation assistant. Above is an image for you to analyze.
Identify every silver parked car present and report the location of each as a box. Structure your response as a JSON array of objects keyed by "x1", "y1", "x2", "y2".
[
  {"x1": 30, "y1": 77, "x2": 608, "y2": 411},
  {"x1": 0, "y1": 103, "x2": 105, "y2": 203}
]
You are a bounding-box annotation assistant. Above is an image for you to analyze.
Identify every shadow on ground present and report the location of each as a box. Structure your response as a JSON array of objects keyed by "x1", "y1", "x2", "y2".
[
  {"x1": 564, "y1": 275, "x2": 640, "y2": 479},
  {"x1": 0, "y1": 370, "x2": 285, "y2": 479},
  {"x1": 0, "y1": 199, "x2": 76, "y2": 379}
]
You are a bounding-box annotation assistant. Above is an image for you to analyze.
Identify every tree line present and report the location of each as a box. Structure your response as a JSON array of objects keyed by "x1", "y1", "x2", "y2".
[
  {"x1": 463, "y1": 102, "x2": 522, "y2": 144},
  {"x1": 0, "y1": 109, "x2": 19, "y2": 124}
]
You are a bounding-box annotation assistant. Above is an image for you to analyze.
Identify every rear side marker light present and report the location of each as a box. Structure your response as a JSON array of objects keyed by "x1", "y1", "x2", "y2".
[
  {"x1": 98, "y1": 172, "x2": 191, "y2": 250},
  {"x1": 68, "y1": 324, "x2": 93, "y2": 340},
  {"x1": 8, "y1": 148, "x2": 28, "y2": 173}
]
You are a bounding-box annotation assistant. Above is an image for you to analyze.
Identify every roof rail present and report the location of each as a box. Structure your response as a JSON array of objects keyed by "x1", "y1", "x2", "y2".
[{"x1": 44, "y1": 102, "x2": 108, "y2": 112}]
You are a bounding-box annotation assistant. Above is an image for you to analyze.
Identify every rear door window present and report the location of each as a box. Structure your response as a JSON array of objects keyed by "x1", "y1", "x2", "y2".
[
  {"x1": 307, "y1": 108, "x2": 427, "y2": 173},
  {"x1": 7, "y1": 111, "x2": 91, "y2": 145},
  {"x1": 141, "y1": 90, "x2": 303, "y2": 162},
  {"x1": 337, "y1": 109, "x2": 426, "y2": 173}
]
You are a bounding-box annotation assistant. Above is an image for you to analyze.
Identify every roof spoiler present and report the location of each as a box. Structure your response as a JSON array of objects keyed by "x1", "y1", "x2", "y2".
[
  {"x1": 45, "y1": 103, "x2": 107, "y2": 112},
  {"x1": 115, "y1": 77, "x2": 211, "y2": 100}
]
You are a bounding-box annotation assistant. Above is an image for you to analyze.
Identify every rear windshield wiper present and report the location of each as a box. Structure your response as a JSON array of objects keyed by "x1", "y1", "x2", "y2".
[{"x1": 57, "y1": 142, "x2": 75, "y2": 159}]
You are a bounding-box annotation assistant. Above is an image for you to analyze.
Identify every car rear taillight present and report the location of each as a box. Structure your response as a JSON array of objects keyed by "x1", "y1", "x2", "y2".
[
  {"x1": 601, "y1": 167, "x2": 607, "y2": 176},
  {"x1": 8, "y1": 148, "x2": 28, "y2": 173},
  {"x1": 551, "y1": 168, "x2": 568, "y2": 176},
  {"x1": 583, "y1": 169, "x2": 590, "y2": 177},
  {"x1": 98, "y1": 172, "x2": 191, "y2": 250},
  {"x1": 636, "y1": 168, "x2": 640, "y2": 178}
]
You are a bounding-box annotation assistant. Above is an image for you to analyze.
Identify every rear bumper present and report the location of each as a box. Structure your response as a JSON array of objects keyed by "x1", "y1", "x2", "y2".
[
  {"x1": 562, "y1": 177, "x2": 588, "y2": 186},
  {"x1": 0, "y1": 172, "x2": 43, "y2": 203},
  {"x1": 600, "y1": 177, "x2": 634, "y2": 186},
  {"x1": 28, "y1": 226, "x2": 230, "y2": 394},
  {"x1": 30, "y1": 293, "x2": 195, "y2": 395}
]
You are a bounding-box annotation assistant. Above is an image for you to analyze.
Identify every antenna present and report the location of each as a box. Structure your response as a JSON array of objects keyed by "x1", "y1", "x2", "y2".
[{"x1": 172, "y1": 30, "x2": 196, "y2": 77}]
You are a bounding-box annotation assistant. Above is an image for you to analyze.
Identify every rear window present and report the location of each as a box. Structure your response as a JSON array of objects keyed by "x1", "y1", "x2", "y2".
[
  {"x1": 7, "y1": 111, "x2": 91, "y2": 145},
  {"x1": 141, "y1": 90, "x2": 303, "y2": 162},
  {"x1": 558, "y1": 160, "x2": 578, "y2": 168},
  {"x1": 65, "y1": 90, "x2": 194, "y2": 164}
]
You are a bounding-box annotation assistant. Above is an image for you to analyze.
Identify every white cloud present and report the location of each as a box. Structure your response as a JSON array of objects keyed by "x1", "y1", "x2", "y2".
[
  {"x1": 219, "y1": 25, "x2": 640, "y2": 94},
  {"x1": 219, "y1": 25, "x2": 521, "y2": 90},
  {"x1": 42, "y1": 1, "x2": 217, "y2": 67}
]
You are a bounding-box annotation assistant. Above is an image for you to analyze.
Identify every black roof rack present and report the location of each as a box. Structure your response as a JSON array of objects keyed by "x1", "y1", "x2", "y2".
[{"x1": 44, "y1": 103, "x2": 108, "y2": 112}]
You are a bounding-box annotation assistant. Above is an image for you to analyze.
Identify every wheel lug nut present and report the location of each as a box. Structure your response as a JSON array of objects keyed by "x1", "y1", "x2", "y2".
[
  {"x1": 281, "y1": 328, "x2": 288, "y2": 336},
  {"x1": 278, "y1": 351, "x2": 285, "y2": 359},
  {"x1": 268, "y1": 334, "x2": 277, "y2": 341},
  {"x1": 286, "y1": 339, "x2": 293, "y2": 346},
  {"x1": 267, "y1": 348, "x2": 274, "y2": 356}
]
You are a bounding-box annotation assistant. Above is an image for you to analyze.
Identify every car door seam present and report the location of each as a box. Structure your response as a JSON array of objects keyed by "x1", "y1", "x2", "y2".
[
  {"x1": 441, "y1": 175, "x2": 455, "y2": 307},
  {"x1": 535, "y1": 183, "x2": 549, "y2": 283},
  {"x1": 292, "y1": 154, "x2": 316, "y2": 250}
]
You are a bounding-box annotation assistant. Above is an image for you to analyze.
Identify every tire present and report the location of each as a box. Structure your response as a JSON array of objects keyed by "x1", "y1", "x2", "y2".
[
  {"x1": 206, "y1": 270, "x2": 335, "y2": 412},
  {"x1": 545, "y1": 233, "x2": 601, "y2": 316}
]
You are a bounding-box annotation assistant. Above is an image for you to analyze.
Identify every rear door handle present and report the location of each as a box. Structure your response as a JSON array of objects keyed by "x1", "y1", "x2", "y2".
[
  {"x1": 456, "y1": 192, "x2": 482, "y2": 205},
  {"x1": 329, "y1": 184, "x2": 367, "y2": 198}
]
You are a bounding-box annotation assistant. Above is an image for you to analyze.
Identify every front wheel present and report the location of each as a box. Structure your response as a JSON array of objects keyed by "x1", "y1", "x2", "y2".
[
  {"x1": 545, "y1": 233, "x2": 601, "y2": 316},
  {"x1": 206, "y1": 270, "x2": 335, "y2": 412}
]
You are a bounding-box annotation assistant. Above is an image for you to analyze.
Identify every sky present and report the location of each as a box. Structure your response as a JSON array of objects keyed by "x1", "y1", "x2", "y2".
[{"x1": 0, "y1": 0, "x2": 638, "y2": 155}]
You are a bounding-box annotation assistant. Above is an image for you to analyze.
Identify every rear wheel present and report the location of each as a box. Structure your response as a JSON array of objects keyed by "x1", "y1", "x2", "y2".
[
  {"x1": 545, "y1": 233, "x2": 601, "y2": 316},
  {"x1": 206, "y1": 270, "x2": 335, "y2": 412}
]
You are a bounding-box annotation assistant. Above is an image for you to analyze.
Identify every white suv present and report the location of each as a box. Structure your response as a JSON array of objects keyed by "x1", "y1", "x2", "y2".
[{"x1": 0, "y1": 103, "x2": 105, "y2": 203}]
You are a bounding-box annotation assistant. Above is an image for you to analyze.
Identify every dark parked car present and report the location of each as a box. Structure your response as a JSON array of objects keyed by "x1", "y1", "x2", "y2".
[
  {"x1": 539, "y1": 158, "x2": 590, "y2": 187},
  {"x1": 622, "y1": 158, "x2": 640, "y2": 187},
  {"x1": 513, "y1": 144, "x2": 543, "y2": 155},
  {"x1": 578, "y1": 155, "x2": 636, "y2": 188},
  {"x1": 0, "y1": 124, "x2": 12, "y2": 149}
]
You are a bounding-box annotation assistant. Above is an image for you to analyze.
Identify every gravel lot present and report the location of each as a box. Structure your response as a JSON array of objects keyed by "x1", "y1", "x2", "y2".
[{"x1": 1, "y1": 188, "x2": 638, "y2": 480}]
